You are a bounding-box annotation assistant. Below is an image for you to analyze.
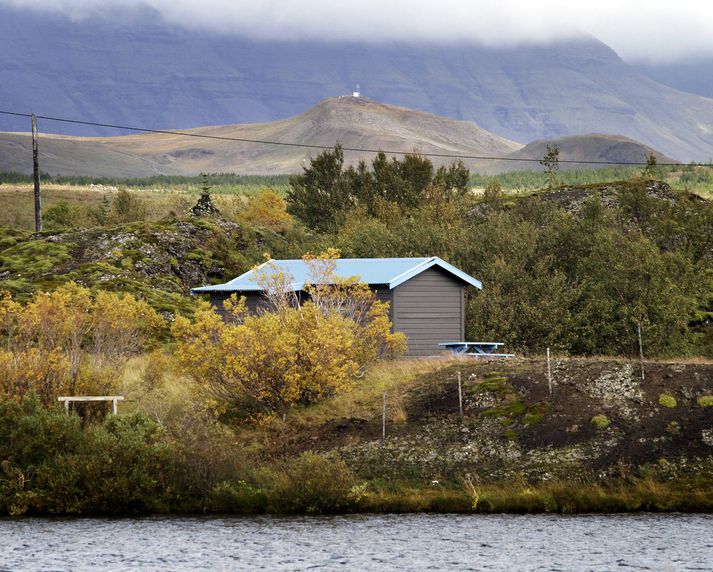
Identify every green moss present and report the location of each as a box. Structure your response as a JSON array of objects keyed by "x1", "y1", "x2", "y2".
[
  {"x1": 482, "y1": 398, "x2": 527, "y2": 420},
  {"x1": 0, "y1": 240, "x2": 74, "y2": 276},
  {"x1": 697, "y1": 395, "x2": 713, "y2": 407},
  {"x1": 591, "y1": 414, "x2": 611, "y2": 428},
  {"x1": 658, "y1": 393, "x2": 677, "y2": 408},
  {"x1": 523, "y1": 412, "x2": 545, "y2": 426},
  {"x1": 504, "y1": 429, "x2": 518, "y2": 441},
  {"x1": 0, "y1": 237, "x2": 17, "y2": 250},
  {"x1": 475, "y1": 372, "x2": 512, "y2": 398}
]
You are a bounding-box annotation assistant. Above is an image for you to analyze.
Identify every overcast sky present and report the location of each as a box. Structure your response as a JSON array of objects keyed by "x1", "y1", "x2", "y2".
[{"x1": 3, "y1": 0, "x2": 713, "y2": 63}]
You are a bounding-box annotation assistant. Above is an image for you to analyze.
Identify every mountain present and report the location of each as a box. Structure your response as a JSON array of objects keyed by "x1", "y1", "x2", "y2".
[
  {"x1": 1, "y1": 6, "x2": 712, "y2": 161},
  {"x1": 0, "y1": 98, "x2": 672, "y2": 177},
  {"x1": 486, "y1": 134, "x2": 675, "y2": 173},
  {"x1": 635, "y1": 60, "x2": 713, "y2": 100},
  {"x1": 0, "y1": 97, "x2": 522, "y2": 177}
]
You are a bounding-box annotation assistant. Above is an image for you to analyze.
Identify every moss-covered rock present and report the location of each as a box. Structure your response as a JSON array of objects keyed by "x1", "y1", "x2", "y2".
[{"x1": 0, "y1": 217, "x2": 315, "y2": 316}]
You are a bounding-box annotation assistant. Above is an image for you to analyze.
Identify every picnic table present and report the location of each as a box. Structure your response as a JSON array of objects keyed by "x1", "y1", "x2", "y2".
[{"x1": 438, "y1": 342, "x2": 514, "y2": 358}]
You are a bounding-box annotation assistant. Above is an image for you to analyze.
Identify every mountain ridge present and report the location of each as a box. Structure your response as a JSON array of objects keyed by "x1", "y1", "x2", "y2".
[{"x1": 1, "y1": 6, "x2": 712, "y2": 161}]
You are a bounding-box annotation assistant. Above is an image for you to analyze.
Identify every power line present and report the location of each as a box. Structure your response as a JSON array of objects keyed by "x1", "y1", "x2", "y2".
[{"x1": 0, "y1": 108, "x2": 700, "y2": 167}]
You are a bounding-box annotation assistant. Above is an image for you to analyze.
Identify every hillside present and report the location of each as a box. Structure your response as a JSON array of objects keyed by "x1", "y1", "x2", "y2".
[
  {"x1": 279, "y1": 357, "x2": 713, "y2": 489},
  {"x1": 0, "y1": 97, "x2": 522, "y2": 177},
  {"x1": 0, "y1": 216, "x2": 309, "y2": 313},
  {"x1": 636, "y1": 59, "x2": 713, "y2": 99},
  {"x1": 2, "y1": 7, "x2": 713, "y2": 160},
  {"x1": 486, "y1": 134, "x2": 676, "y2": 173},
  {"x1": 0, "y1": 98, "x2": 675, "y2": 178}
]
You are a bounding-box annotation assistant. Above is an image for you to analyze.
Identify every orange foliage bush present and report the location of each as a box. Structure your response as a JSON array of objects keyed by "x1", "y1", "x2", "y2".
[
  {"x1": 0, "y1": 284, "x2": 162, "y2": 404},
  {"x1": 173, "y1": 251, "x2": 406, "y2": 416}
]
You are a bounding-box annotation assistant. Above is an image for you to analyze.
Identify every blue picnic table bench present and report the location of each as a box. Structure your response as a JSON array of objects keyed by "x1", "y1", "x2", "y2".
[{"x1": 438, "y1": 342, "x2": 514, "y2": 358}]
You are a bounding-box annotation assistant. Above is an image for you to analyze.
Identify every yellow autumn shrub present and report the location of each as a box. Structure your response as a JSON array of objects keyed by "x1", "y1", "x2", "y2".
[
  {"x1": 173, "y1": 281, "x2": 406, "y2": 416},
  {"x1": 0, "y1": 284, "x2": 162, "y2": 404},
  {"x1": 241, "y1": 189, "x2": 293, "y2": 233}
]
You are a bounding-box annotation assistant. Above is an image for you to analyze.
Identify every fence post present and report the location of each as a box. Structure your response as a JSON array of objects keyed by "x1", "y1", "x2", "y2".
[
  {"x1": 638, "y1": 322, "x2": 645, "y2": 382},
  {"x1": 382, "y1": 391, "x2": 387, "y2": 443},
  {"x1": 457, "y1": 370, "x2": 463, "y2": 420},
  {"x1": 547, "y1": 347, "x2": 553, "y2": 396}
]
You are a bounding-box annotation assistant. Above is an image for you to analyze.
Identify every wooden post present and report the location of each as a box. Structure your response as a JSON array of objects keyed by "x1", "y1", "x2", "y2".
[
  {"x1": 457, "y1": 371, "x2": 463, "y2": 419},
  {"x1": 112, "y1": 398, "x2": 118, "y2": 415},
  {"x1": 638, "y1": 322, "x2": 645, "y2": 382},
  {"x1": 64, "y1": 399, "x2": 69, "y2": 414},
  {"x1": 382, "y1": 391, "x2": 387, "y2": 443},
  {"x1": 546, "y1": 347, "x2": 553, "y2": 396},
  {"x1": 31, "y1": 114, "x2": 42, "y2": 232}
]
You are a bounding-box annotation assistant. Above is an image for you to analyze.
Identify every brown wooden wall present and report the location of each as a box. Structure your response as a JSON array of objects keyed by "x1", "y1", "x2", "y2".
[{"x1": 392, "y1": 267, "x2": 464, "y2": 357}]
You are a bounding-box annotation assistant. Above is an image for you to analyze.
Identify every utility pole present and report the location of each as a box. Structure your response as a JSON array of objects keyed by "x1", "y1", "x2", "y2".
[{"x1": 31, "y1": 114, "x2": 42, "y2": 232}]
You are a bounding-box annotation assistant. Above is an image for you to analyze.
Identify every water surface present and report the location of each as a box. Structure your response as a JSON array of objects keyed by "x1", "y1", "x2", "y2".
[{"x1": 1, "y1": 513, "x2": 711, "y2": 571}]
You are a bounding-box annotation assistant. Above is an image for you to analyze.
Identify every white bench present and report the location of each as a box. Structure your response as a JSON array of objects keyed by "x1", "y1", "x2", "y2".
[{"x1": 58, "y1": 396, "x2": 124, "y2": 415}]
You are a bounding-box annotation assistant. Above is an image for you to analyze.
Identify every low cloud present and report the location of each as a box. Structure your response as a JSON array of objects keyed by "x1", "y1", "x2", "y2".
[{"x1": 3, "y1": 0, "x2": 713, "y2": 63}]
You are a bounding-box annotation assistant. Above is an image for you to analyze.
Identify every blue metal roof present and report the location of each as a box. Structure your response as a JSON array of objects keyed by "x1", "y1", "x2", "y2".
[{"x1": 191, "y1": 257, "x2": 482, "y2": 294}]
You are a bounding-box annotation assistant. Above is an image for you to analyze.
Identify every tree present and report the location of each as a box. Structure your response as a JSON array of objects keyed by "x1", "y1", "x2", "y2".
[
  {"x1": 540, "y1": 144, "x2": 560, "y2": 189},
  {"x1": 241, "y1": 189, "x2": 293, "y2": 233},
  {"x1": 482, "y1": 180, "x2": 505, "y2": 210},
  {"x1": 286, "y1": 145, "x2": 352, "y2": 233},
  {"x1": 643, "y1": 153, "x2": 658, "y2": 178},
  {"x1": 112, "y1": 189, "x2": 147, "y2": 223},
  {"x1": 286, "y1": 146, "x2": 471, "y2": 232}
]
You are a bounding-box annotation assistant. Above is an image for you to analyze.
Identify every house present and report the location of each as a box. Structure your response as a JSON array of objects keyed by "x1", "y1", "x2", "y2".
[{"x1": 191, "y1": 257, "x2": 482, "y2": 357}]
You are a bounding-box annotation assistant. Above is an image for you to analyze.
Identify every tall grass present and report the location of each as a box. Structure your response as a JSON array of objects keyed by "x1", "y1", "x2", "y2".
[{"x1": 359, "y1": 478, "x2": 713, "y2": 514}]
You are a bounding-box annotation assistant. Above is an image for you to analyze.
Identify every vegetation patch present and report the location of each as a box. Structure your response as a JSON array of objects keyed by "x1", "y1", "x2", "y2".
[
  {"x1": 697, "y1": 395, "x2": 713, "y2": 407},
  {"x1": 591, "y1": 414, "x2": 611, "y2": 429},
  {"x1": 659, "y1": 393, "x2": 678, "y2": 408}
]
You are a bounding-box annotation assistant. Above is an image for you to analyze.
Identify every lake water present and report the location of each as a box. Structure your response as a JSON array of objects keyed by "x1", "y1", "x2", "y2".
[{"x1": 1, "y1": 513, "x2": 711, "y2": 571}]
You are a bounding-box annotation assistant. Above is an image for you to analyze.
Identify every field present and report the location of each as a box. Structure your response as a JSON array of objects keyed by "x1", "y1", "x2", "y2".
[
  {"x1": 0, "y1": 179, "x2": 288, "y2": 230},
  {"x1": 2, "y1": 165, "x2": 712, "y2": 231}
]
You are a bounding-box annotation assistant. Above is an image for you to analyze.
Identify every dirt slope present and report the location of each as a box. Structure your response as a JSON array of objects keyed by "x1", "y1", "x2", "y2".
[{"x1": 288, "y1": 358, "x2": 713, "y2": 483}]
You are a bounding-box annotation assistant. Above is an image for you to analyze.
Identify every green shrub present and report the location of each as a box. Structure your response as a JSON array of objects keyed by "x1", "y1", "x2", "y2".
[
  {"x1": 44, "y1": 201, "x2": 82, "y2": 229},
  {"x1": 208, "y1": 481, "x2": 267, "y2": 514},
  {"x1": 0, "y1": 237, "x2": 17, "y2": 250},
  {"x1": 112, "y1": 189, "x2": 148, "y2": 223},
  {"x1": 658, "y1": 393, "x2": 677, "y2": 408},
  {"x1": 523, "y1": 412, "x2": 545, "y2": 426},
  {"x1": 697, "y1": 395, "x2": 713, "y2": 407},
  {"x1": 268, "y1": 452, "x2": 358, "y2": 513},
  {"x1": 0, "y1": 394, "x2": 176, "y2": 516},
  {"x1": 591, "y1": 414, "x2": 611, "y2": 428}
]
